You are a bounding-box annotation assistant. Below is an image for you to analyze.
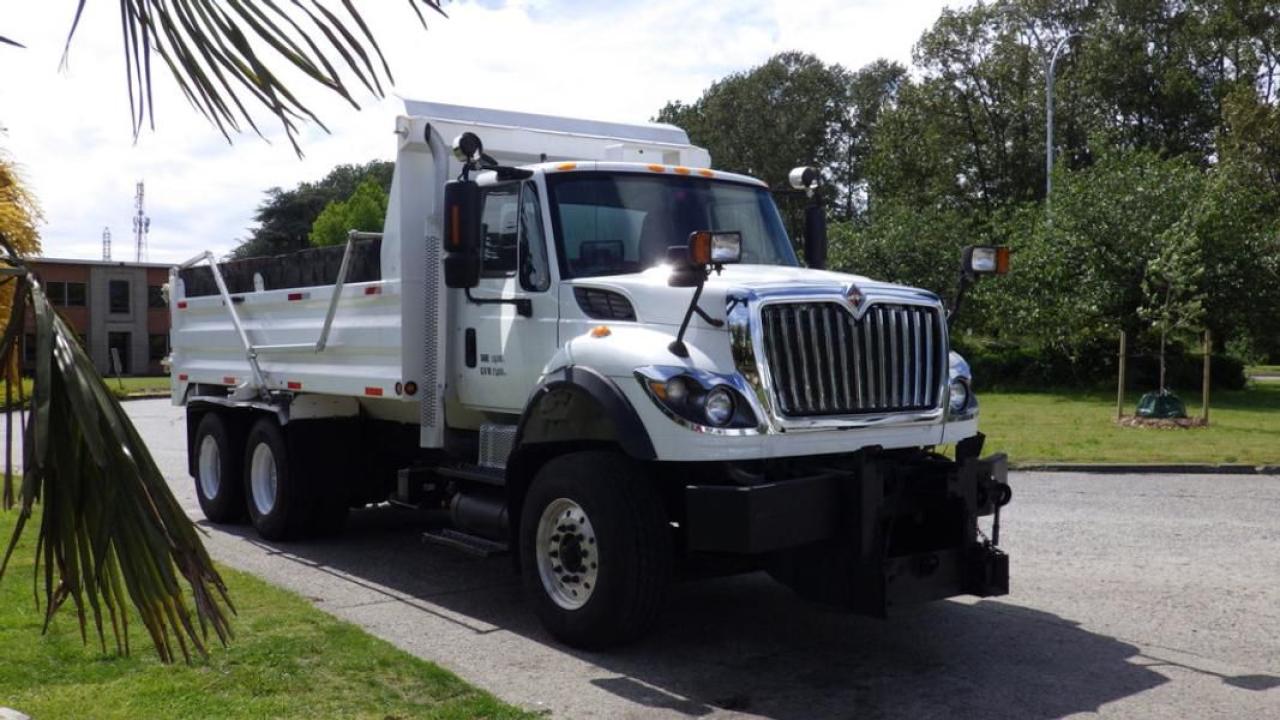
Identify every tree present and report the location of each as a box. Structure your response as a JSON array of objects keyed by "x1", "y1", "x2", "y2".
[
  {"x1": 656, "y1": 52, "x2": 854, "y2": 219},
  {"x1": 2, "y1": 2, "x2": 445, "y2": 155},
  {"x1": 308, "y1": 177, "x2": 389, "y2": 247},
  {"x1": 0, "y1": 3, "x2": 445, "y2": 662},
  {"x1": 233, "y1": 161, "x2": 393, "y2": 258},
  {"x1": 1140, "y1": 221, "x2": 1206, "y2": 391}
]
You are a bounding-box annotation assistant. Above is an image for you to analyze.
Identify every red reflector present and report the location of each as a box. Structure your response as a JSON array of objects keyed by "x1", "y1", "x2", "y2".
[
  {"x1": 364, "y1": 386, "x2": 383, "y2": 397},
  {"x1": 177, "y1": 301, "x2": 188, "y2": 309},
  {"x1": 223, "y1": 376, "x2": 236, "y2": 385},
  {"x1": 287, "y1": 292, "x2": 305, "y2": 301},
  {"x1": 364, "y1": 286, "x2": 381, "y2": 296},
  {"x1": 287, "y1": 381, "x2": 302, "y2": 390},
  {"x1": 178, "y1": 373, "x2": 188, "y2": 381}
]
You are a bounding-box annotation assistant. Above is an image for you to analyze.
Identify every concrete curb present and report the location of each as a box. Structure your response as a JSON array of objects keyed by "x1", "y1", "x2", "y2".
[{"x1": 1013, "y1": 463, "x2": 1280, "y2": 475}]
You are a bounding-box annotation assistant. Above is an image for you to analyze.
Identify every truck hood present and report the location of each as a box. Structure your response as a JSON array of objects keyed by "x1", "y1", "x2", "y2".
[{"x1": 567, "y1": 264, "x2": 940, "y2": 327}]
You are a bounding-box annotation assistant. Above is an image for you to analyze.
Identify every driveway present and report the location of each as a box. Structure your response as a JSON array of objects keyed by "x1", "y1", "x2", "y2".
[{"x1": 18, "y1": 399, "x2": 1280, "y2": 718}]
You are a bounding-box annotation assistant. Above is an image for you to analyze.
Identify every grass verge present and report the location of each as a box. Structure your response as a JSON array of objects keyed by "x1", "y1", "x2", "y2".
[
  {"x1": 0, "y1": 507, "x2": 531, "y2": 720},
  {"x1": 2, "y1": 375, "x2": 169, "y2": 404},
  {"x1": 975, "y1": 382, "x2": 1280, "y2": 465}
]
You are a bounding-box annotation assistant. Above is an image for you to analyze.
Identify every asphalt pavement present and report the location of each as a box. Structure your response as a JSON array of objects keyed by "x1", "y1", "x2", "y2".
[{"x1": 14, "y1": 399, "x2": 1280, "y2": 718}]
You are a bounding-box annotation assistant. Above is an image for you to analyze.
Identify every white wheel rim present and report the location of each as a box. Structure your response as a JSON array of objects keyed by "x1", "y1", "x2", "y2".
[
  {"x1": 197, "y1": 435, "x2": 221, "y2": 499},
  {"x1": 535, "y1": 498, "x2": 599, "y2": 610},
  {"x1": 250, "y1": 442, "x2": 278, "y2": 516}
]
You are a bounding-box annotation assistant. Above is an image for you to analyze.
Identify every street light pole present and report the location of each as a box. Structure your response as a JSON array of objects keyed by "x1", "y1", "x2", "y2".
[{"x1": 1045, "y1": 33, "x2": 1079, "y2": 204}]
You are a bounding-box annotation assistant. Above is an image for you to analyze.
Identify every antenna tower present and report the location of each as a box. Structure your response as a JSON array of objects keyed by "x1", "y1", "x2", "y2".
[
  {"x1": 133, "y1": 181, "x2": 150, "y2": 262},
  {"x1": 102, "y1": 227, "x2": 112, "y2": 261}
]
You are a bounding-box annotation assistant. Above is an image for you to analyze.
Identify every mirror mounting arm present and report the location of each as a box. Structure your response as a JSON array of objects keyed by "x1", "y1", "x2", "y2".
[{"x1": 669, "y1": 277, "x2": 707, "y2": 358}]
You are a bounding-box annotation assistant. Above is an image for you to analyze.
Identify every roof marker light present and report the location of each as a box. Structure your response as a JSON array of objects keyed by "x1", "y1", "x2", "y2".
[
  {"x1": 556, "y1": 162, "x2": 577, "y2": 171},
  {"x1": 647, "y1": 164, "x2": 665, "y2": 173}
]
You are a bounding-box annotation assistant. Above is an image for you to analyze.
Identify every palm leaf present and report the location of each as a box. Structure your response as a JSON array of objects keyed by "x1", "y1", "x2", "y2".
[
  {"x1": 0, "y1": 236, "x2": 232, "y2": 662},
  {"x1": 53, "y1": 0, "x2": 447, "y2": 156}
]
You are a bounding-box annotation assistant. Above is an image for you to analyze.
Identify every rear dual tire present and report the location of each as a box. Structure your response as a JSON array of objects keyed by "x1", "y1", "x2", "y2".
[
  {"x1": 243, "y1": 417, "x2": 350, "y2": 541},
  {"x1": 193, "y1": 412, "x2": 247, "y2": 524},
  {"x1": 191, "y1": 409, "x2": 348, "y2": 540}
]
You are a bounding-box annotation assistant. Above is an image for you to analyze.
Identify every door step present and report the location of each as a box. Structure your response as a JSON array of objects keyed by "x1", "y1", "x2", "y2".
[{"x1": 422, "y1": 528, "x2": 509, "y2": 558}]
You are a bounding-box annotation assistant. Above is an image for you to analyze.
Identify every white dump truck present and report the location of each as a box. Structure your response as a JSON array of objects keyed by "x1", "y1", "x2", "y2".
[{"x1": 170, "y1": 100, "x2": 1012, "y2": 647}]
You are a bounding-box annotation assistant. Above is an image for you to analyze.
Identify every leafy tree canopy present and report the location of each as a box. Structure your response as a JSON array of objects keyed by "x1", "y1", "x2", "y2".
[
  {"x1": 232, "y1": 160, "x2": 392, "y2": 258},
  {"x1": 308, "y1": 177, "x2": 389, "y2": 247}
]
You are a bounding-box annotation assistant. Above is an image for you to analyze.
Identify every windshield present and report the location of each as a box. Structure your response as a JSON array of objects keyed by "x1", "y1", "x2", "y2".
[{"x1": 545, "y1": 171, "x2": 798, "y2": 279}]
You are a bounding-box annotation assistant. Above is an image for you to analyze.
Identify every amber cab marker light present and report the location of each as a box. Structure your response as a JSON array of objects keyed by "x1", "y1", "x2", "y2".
[
  {"x1": 688, "y1": 231, "x2": 713, "y2": 265},
  {"x1": 996, "y1": 246, "x2": 1011, "y2": 275},
  {"x1": 591, "y1": 325, "x2": 612, "y2": 338}
]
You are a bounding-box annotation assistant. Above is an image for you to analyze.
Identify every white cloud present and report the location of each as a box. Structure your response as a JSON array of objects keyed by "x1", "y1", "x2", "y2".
[{"x1": 0, "y1": 0, "x2": 964, "y2": 263}]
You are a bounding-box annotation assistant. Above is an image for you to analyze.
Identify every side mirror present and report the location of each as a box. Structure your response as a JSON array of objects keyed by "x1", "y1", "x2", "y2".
[
  {"x1": 962, "y1": 245, "x2": 1010, "y2": 276},
  {"x1": 951, "y1": 245, "x2": 1010, "y2": 324},
  {"x1": 667, "y1": 230, "x2": 741, "y2": 288},
  {"x1": 789, "y1": 166, "x2": 827, "y2": 270},
  {"x1": 803, "y1": 203, "x2": 827, "y2": 270},
  {"x1": 443, "y1": 180, "x2": 481, "y2": 289}
]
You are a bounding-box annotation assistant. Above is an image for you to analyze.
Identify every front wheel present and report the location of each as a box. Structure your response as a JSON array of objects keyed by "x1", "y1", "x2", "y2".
[{"x1": 520, "y1": 451, "x2": 671, "y2": 649}]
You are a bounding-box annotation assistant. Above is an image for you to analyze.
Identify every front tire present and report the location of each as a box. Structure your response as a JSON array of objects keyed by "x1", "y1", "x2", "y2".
[
  {"x1": 520, "y1": 451, "x2": 671, "y2": 649},
  {"x1": 192, "y1": 412, "x2": 245, "y2": 524}
]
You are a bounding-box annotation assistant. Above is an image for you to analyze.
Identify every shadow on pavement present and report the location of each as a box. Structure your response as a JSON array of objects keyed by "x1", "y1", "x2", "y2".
[{"x1": 207, "y1": 504, "x2": 1265, "y2": 719}]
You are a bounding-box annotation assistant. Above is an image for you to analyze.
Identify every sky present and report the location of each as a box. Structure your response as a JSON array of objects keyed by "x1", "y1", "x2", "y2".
[{"x1": 0, "y1": 0, "x2": 966, "y2": 263}]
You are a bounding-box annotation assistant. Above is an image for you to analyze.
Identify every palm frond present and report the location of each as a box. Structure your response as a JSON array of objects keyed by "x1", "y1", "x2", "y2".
[
  {"x1": 57, "y1": 0, "x2": 446, "y2": 156},
  {"x1": 0, "y1": 236, "x2": 232, "y2": 663}
]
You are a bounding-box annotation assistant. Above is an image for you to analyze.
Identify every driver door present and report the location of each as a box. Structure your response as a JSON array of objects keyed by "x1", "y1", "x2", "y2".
[{"x1": 453, "y1": 180, "x2": 557, "y2": 413}]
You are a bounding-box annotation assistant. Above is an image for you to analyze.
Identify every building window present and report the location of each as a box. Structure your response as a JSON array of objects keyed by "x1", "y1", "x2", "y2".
[
  {"x1": 109, "y1": 280, "x2": 130, "y2": 314},
  {"x1": 148, "y1": 334, "x2": 168, "y2": 361},
  {"x1": 66, "y1": 282, "x2": 86, "y2": 307},
  {"x1": 46, "y1": 281, "x2": 66, "y2": 306},
  {"x1": 148, "y1": 285, "x2": 166, "y2": 309}
]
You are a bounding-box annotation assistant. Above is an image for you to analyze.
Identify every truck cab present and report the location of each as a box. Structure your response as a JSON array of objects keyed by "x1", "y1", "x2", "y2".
[{"x1": 171, "y1": 101, "x2": 1010, "y2": 648}]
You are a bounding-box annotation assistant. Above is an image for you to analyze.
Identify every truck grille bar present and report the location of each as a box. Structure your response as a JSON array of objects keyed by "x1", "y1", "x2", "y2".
[{"x1": 760, "y1": 302, "x2": 944, "y2": 417}]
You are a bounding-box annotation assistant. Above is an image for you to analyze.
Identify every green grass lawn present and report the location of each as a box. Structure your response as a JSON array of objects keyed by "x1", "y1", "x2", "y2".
[
  {"x1": 2, "y1": 375, "x2": 169, "y2": 405},
  {"x1": 1247, "y1": 364, "x2": 1280, "y2": 377},
  {"x1": 975, "y1": 382, "x2": 1280, "y2": 465},
  {"x1": 0, "y1": 508, "x2": 531, "y2": 720}
]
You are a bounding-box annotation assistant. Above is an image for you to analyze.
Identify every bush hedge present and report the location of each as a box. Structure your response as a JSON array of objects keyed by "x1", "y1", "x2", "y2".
[{"x1": 953, "y1": 338, "x2": 1246, "y2": 392}]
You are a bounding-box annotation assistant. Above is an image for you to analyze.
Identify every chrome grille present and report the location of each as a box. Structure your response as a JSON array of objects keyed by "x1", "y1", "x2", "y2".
[{"x1": 760, "y1": 302, "x2": 944, "y2": 417}]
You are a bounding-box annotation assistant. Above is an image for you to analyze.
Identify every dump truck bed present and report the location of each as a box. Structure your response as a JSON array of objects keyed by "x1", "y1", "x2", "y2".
[{"x1": 169, "y1": 241, "x2": 410, "y2": 403}]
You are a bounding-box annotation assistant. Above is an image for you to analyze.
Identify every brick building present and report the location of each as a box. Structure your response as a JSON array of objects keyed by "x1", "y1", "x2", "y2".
[{"x1": 24, "y1": 258, "x2": 172, "y2": 376}]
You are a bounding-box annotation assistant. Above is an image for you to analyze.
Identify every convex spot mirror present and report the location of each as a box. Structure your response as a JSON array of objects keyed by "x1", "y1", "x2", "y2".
[
  {"x1": 963, "y1": 245, "x2": 1011, "y2": 276},
  {"x1": 443, "y1": 180, "x2": 482, "y2": 289}
]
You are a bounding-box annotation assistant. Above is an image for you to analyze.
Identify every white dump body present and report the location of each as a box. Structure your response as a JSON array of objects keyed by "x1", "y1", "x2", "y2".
[{"x1": 169, "y1": 100, "x2": 711, "y2": 441}]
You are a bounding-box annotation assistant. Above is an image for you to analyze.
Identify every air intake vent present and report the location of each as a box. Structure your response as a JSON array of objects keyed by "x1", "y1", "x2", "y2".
[{"x1": 574, "y1": 287, "x2": 636, "y2": 320}]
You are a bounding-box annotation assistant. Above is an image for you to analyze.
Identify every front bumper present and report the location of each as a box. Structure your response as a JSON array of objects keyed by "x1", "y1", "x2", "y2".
[{"x1": 683, "y1": 442, "x2": 1010, "y2": 614}]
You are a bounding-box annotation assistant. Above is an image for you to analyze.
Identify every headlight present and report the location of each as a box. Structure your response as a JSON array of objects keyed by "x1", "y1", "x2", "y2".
[
  {"x1": 704, "y1": 387, "x2": 735, "y2": 426},
  {"x1": 948, "y1": 378, "x2": 970, "y2": 413},
  {"x1": 636, "y1": 367, "x2": 758, "y2": 431},
  {"x1": 947, "y1": 351, "x2": 975, "y2": 416}
]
